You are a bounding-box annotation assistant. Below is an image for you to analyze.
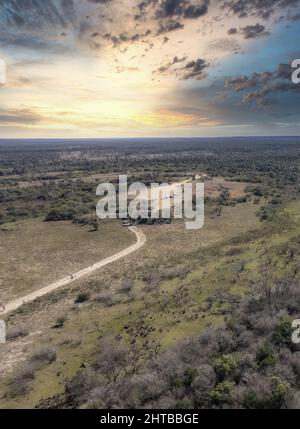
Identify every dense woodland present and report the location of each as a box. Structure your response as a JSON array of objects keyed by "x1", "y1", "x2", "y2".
[{"x1": 1, "y1": 137, "x2": 299, "y2": 225}]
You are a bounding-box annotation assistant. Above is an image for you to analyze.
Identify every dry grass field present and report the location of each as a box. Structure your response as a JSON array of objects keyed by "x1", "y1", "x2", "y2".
[
  {"x1": 204, "y1": 177, "x2": 247, "y2": 198},
  {"x1": 0, "y1": 199, "x2": 268, "y2": 408},
  {"x1": 0, "y1": 219, "x2": 135, "y2": 302}
]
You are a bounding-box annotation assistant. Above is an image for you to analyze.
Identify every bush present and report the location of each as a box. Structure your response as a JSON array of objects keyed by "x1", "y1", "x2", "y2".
[
  {"x1": 214, "y1": 354, "x2": 238, "y2": 381},
  {"x1": 52, "y1": 316, "x2": 66, "y2": 329},
  {"x1": 75, "y1": 292, "x2": 90, "y2": 304},
  {"x1": 271, "y1": 376, "x2": 291, "y2": 405},
  {"x1": 45, "y1": 208, "x2": 76, "y2": 221},
  {"x1": 256, "y1": 344, "x2": 276, "y2": 369},
  {"x1": 272, "y1": 319, "x2": 293, "y2": 348},
  {"x1": 92, "y1": 290, "x2": 115, "y2": 306},
  {"x1": 6, "y1": 325, "x2": 29, "y2": 341},
  {"x1": 144, "y1": 272, "x2": 161, "y2": 295},
  {"x1": 119, "y1": 278, "x2": 134, "y2": 294},
  {"x1": 210, "y1": 381, "x2": 235, "y2": 405},
  {"x1": 30, "y1": 347, "x2": 57, "y2": 365},
  {"x1": 161, "y1": 265, "x2": 190, "y2": 280},
  {"x1": 8, "y1": 363, "x2": 36, "y2": 397},
  {"x1": 191, "y1": 364, "x2": 216, "y2": 406}
]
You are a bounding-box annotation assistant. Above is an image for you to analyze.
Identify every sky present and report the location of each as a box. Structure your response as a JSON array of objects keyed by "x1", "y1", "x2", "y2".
[{"x1": 0, "y1": 0, "x2": 300, "y2": 138}]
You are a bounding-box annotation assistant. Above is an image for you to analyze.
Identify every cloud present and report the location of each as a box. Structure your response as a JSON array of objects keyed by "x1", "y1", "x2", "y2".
[
  {"x1": 276, "y1": 63, "x2": 294, "y2": 79},
  {"x1": 207, "y1": 38, "x2": 240, "y2": 53},
  {"x1": 157, "y1": 19, "x2": 184, "y2": 34},
  {"x1": 135, "y1": 0, "x2": 209, "y2": 27},
  {"x1": 154, "y1": 0, "x2": 209, "y2": 19},
  {"x1": 0, "y1": 0, "x2": 77, "y2": 29},
  {"x1": 222, "y1": 0, "x2": 300, "y2": 20},
  {"x1": 0, "y1": 108, "x2": 41, "y2": 125},
  {"x1": 225, "y1": 72, "x2": 273, "y2": 91},
  {"x1": 228, "y1": 27, "x2": 238, "y2": 35},
  {"x1": 227, "y1": 23, "x2": 269, "y2": 39},
  {"x1": 182, "y1": 58, "x2": 208, "y2": 79},
  {"x1": 155, "y1": 55, "x2": 187, "y2": 73},
  {"x1": 290, "y1": 13, "x2": 300, "y2": 20},
  {"x1": 224, "y1": 63, "x2": 299, "y2": 107},
  {"x1": 240, "y1": 23, "x2": 269, "y2": 39},
  {"x1": 0, "y1": 0, "x2": 108, "y2": 53},
  {"x1": 154, "y1": 56, "x2": 208, "y2": 79},
  {"x1": 103, "y1": 29, "x2": 152, "y2": 46}
]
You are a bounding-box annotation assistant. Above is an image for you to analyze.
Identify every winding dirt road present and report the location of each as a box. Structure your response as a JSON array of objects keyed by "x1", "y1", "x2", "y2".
[
  {"x1": 0, "y1": 177, "x2": 195, "y2": 316},
  {"x1": 0, "y1": 226, "x2": 146, "y2": 315}
]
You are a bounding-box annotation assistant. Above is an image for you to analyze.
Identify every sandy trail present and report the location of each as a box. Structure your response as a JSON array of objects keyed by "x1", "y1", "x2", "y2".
[{"x1": 0, "y1": 178, "x2": 194, "y2": 316}]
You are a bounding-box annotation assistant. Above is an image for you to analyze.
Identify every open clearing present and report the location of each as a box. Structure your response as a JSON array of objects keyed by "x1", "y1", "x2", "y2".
[
  {"x1": 1, "y1": 226, "x2": 145, "y2": 315},
  {"x1": 0, "y1": 219, "x2": 134, "y2": 302}
]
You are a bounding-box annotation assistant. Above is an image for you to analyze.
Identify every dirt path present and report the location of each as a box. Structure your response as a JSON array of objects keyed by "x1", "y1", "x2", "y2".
[
  {"x1": 0, "y1": 226, "x2": 146, "y2": 315},
  {"x1": 0, "y1": 178, "x2": 194, "y2": 316}
]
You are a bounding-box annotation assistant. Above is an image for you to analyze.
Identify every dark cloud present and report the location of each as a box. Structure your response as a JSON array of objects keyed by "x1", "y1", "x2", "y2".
[
  {"x1": 166, "y1": 62, "x2": 300, "y2": 131},
  {"x1": 182, "y1": 58, "x2": 208, "y2": 79},
  {"x1": 224, "y1": 63, "x2": 299, "y2": 107},
  {"x1": 276, "y1": 63, "x2": 294, "y2": 79},
  {"x1": 240, "y1": 23, "x2": 269, "y2": 39},
  {"x1": 222, "y1": 0, "x2": 300, "y2": 20},
  {"x1": 227, "y1": 23, "x2": 269, "y2": 39},
  {"x1": 154, "y1": 55, "x2": 208, "y2": 79},
  {"x1": 0, "y1": 0, "x2": 109, "y2": 52},
  {"x1": 183, "y1": 3, "x2": 208, "y2": 18},
  {"x1": 155, "y1": 55, "x2": 187, "y2": 73},
  {"x1": 103, "y1": 29, "x2": 152, "y2": 46},
  {"x1": 155, "y1": 0, "x2": 209, "y2": 19},
  {"x1": 136, "y1": 0, "x2": 209, "y2": 23},
  {"x1": 157, "y1": 19, "x2": 184, "y2": 34},
  {"x1": 0, "y1": 108, "x2": 41, "y2": 125},
  {"x1": 225, "y1": 72, "x2": 273, "y2": 91},
  {"x1": 0, "y1": 0, "x2": 77, "y2": 30}
]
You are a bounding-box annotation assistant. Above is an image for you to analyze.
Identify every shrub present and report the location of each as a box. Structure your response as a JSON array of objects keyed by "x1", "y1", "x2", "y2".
[
  {"x1": 256, "y1": 344, "x2": 276, "y2": 369},
  {"x1": 94, "y1": 339, "x2": 130, "y2": 383},
  {"x1": 214, "y1": 354, "x2": 238, "y2": 381},
  {"x1": 45, "y1": 208, "x2": 76, "y2": 221},
  {"x1": 161, "y1": 265, "x2": 190, "y2": 280},
  {"x1": 119, "y1": 278, "x2": 134, "y2": 294},
  {"x1": 30, "y1": 347, "x2": 57, "y2": 365},
  {"x1": 272, "y1": 319, "x2": 293, "y2": 348},
  {"x1": 75, "y1": 292, "x2": 90, "y2": 304},
  {"x1": 8, "y1": 363, "x2": 36, "y2": 397},
  {"x1": 225, "y1": 247, "x2": 243, "y2": 256},
  {"x1": 210, "y1": 381, "x2": 235, "y2": 405},
  {"x1": 6, "y1": 325, "x2": 29, "y2": 341},
  {"x1": 191, "y1": 364, "x2": 216, "y2": 406},
  {"x1": 270, "y1": 376, "x2": 291, "y2": 407},
  {"x1": 144, "y1": 272, "x2": 161, "y2": 295},
  {"x1": 92, "y1": 290, "x2": 115, "y2": 306},
  {"x1": 52, "y1": 316, "x2": 66, "y2": 329}
]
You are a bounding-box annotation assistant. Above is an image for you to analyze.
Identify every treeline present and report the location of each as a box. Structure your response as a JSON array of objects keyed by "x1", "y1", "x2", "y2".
[{"x1": 0, "y1": 139, "x2": 300, "y2": 224}]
